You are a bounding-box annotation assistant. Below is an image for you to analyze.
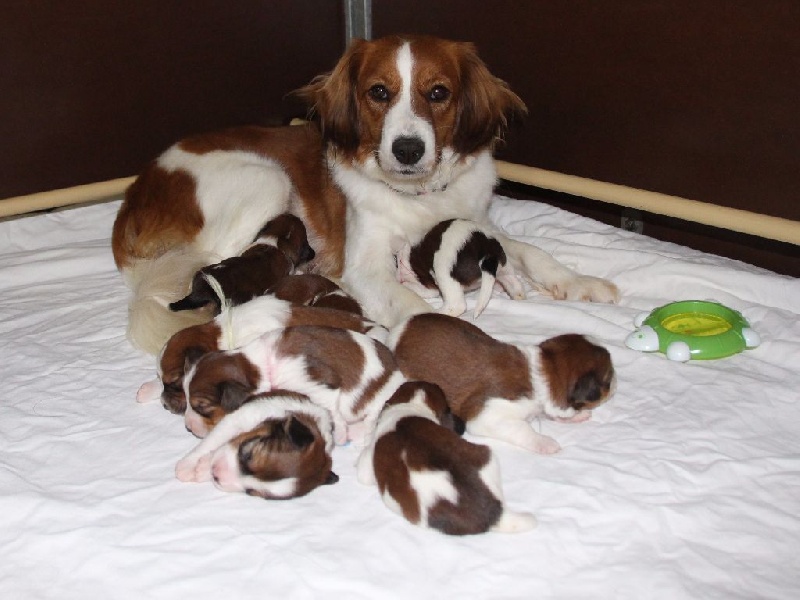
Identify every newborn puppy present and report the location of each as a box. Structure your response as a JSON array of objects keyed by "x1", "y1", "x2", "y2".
[
  {"x1": 357, "y1": 381, "x2": 537, "y2": 535},
  {"x1": 396, "y1": 219, "x2": 525, "y2": 318},
  {"x1": 136, "y1": 295, "x2": 386, "y2": 415},
  {"x1": 389, "y1": 313, "x2": 616, "y2": 454},
  {"x1": 271, "y1": 273, "x2": 364, "y2": 316},
  {"x1": 169, "y1": 213, "x2": 315, "y2": 314},
  {"x1": 175, "y1": 390, "x2": 339, "y2": 499},
  {"x1": 183, "y1": 325, "x2": 406, "y2": 443}
]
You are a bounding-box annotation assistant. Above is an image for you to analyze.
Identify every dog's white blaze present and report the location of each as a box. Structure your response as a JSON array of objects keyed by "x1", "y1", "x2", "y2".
[
  {"x1": 380, "y1": 42, "x2": 437, "y2": 175},
  {"x1": 241, "y1": 475, "x2": 298, "y2": 498},
  {"x1": 521, "y1": 345, "x2": 578, "y2": 420},
  {"x1": 157, "y1": 147, "x2": 291, "y2": 259},
  {"x1": 408, "y1": 466, "x2": 459, "y2": 527}
]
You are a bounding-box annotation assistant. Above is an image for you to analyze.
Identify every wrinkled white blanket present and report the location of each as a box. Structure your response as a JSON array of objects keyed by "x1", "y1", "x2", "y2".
[{"x1": 1, "y1": 197, "x2": 798, "y2": 600}]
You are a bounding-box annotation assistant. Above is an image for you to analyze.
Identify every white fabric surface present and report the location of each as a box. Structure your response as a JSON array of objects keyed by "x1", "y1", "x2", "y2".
[{"x1": 1, "y1": 197, "x2": 798, "y2": 599}]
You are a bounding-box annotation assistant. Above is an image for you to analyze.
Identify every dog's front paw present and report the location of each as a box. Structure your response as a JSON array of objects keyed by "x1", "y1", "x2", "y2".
[
  {"x1": 553, "y1": 410, "x2": 592, "y2": 424},
  {"x1": 346, "y1": 420, "x2": 368, "y2": 445},
  {"x1": 439, "y1": 301, "x2": 467, "y2": 318},
  {"x1": 136, "y1": 379, "x2": 162, "y2": 404},
  {"x1": 175, "y1": 454, "x2": 212, "y2": 482},
  {"x1": 551, "y1": 276, "x2": 619, "y2": 304},
  {"x1": 533, "y1": 435, "x2": 562, "y2": 455}
]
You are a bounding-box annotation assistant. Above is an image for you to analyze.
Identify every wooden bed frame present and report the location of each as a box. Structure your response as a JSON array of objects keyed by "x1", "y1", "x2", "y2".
[{"x1": 3, "y1": 1, "x2": 797, "y2": 271}]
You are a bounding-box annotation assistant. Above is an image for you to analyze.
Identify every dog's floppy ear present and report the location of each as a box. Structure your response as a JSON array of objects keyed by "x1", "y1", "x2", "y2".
[
  {"x1": 294, "y1": 39, "x2": 365, "y2": 152},
  {"x1": 285, "y1": 416, "x2": 316, "y2": 448},
  {"x1": 323, "y1": 471, "x2": 339, "y2": 485},
  {"x1": 439, "y1": 408, "x2": 466, "y2": 436},
  {"x1": 218, "y1": 381, "x2": 253, "y2": 412},
  {"x1": 452, "y1": 41, "x2": 527, "y2": 155},
  {"x1": 182, "y1": 346, "x2": 206, "y2": 372},
  {"x1": 568, "y1": 372, "x2": 603, "y2": 408}
]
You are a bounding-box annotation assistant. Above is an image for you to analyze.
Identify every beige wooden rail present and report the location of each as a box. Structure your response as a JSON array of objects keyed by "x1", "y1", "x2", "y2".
[
  {"x1": 496, "y1": 161, "x2": 800, "y2": 246},
  {"x1": 2, "y1": 163, "x2": 798, "y2": 246},
  {"x1": 0, "y1": 177, "x2": 135, "y2": 219}
]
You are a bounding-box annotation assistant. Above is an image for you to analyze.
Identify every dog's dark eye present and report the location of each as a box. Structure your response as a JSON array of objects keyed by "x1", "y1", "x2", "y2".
[
  {"x1": 428, "y1": 85, "x2": 450, "y2": 102},
  {"x1": 368, "y1": 85, "x2": 390, "y2": 102}
]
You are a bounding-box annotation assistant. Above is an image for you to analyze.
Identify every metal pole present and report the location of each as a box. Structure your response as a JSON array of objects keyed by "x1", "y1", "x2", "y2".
[{"x1": 343, "y1": 0, "x2": 372, "y2": 44}]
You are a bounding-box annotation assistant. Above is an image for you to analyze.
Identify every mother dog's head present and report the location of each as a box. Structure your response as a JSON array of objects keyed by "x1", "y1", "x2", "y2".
[{"x1": 298, "y1": 35, "x2": 527, "y2": 187}]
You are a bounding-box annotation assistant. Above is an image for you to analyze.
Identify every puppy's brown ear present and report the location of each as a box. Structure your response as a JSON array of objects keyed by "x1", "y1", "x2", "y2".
[
  {"x1": 183, "y1": 346, "x2": 206, "y2": 372},
  {"x1": 568, "y1": 372, "x2": 603, "y2": 408},
  {"x1": 285, "y1": 416, "x2": 316, "y2": 448},
  {"x1": 452, "y1": 41, "x2": 527, "y2": 155},
  {"x1": 323, "y1": 471, "x2": 339, "y2": 485},
  {"x1": 219, "y1": 381, "x2": 253, "y2": 412},
  {"x1": 294, "y1": 39, "x2": 365, "y2": 152}
]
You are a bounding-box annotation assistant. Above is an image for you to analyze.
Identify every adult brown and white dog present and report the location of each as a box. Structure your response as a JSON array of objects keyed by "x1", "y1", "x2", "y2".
[
  {"x1": 175, "y1": 390, "x2": 339, "y2": 500},
  {"x1": 388, "y1": 313, "x2": 616, "y2": 454},
  {"x1": 111, "y1": 34, "x2": 619, "y2": 355},
  {"x1": 395, "y1": 218, "x2": 525, "y2": 318},
  {"x1": 182, "y1": 325, "x2": 406, "y2": 443},
  {"x1": 356, "y1": 381, "x2": 537, "y2": 535},
  {"x1": 168, "y1": 213, "x2": 315, "y2": 314},
  {"x1": 135, "y1": 294, "x2": 385, "y2": 415}
]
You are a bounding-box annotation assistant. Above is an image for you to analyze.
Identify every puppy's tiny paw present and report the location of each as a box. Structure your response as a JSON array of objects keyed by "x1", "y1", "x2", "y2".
[
  {"x1": 346, "y1": 421, "x2": 367, "y2": 445},
  {"x1": 333, "y1": 426, "x2": 349, "y2": 446},
  {"x1": 553, "y1": 410, "x2": 592, "y2": 424},
  {"x1": 136, "y1": 379, "x2": 162, "y2": 404},
  {"x1": 175, "y1": 454, "x2": 212, "y2": 482},
  {"x1": 553, "y1": 276, "x2": 620, "y2": 304},
  {"x1": 534, "y1": 435, "x2": 562, "y2": 455},
  {"x1": 440, "y1": 304, "x2": 466, "y2": 317}
]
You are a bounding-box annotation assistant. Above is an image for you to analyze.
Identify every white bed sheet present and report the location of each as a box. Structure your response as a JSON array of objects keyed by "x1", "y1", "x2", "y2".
[{"x1": 1, "y1": 197, "x2": 798, "y2": 600}]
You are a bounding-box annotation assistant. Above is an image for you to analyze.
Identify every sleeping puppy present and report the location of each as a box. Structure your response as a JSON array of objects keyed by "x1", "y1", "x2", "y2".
[
  {"x1": 270, "y1": 273, "x2": 364, "y2": 316},
  {"x1": 356, "y1": 381, "x2": 537, "y2": 535},
  {"x1": 388, "y1": 313, "x2": 616, "y2": 454},
  {"x1": 182, "y1": 325, "x2": 406, "y2": 443},
  {"x1": 169, "y1": 213, "x2": 315, "y2": 314},
  {"x1": 136, "y1": 295, "x2": 386, "y2": 415},
  {"x1": 175, "y1": 390, "x2": 339, "y2": 499},
  {"x1": 395, "y1": 218, "x2": 526, "y2": 318}
]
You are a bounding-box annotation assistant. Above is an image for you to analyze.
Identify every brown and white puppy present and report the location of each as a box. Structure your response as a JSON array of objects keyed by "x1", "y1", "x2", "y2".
[
  {"x1": 182, "y1": 325, "x2": 406, "y2": 443},
  {"x1": 112, "y1": 35, "x2": 618, "y2": 355},
  {"x1": 175, "y1": 390, "x2": 339, "y2": 500},
  {"x1": 388, "y1": 313, "x2": 616, "y2": 454},
  {"x1": 169, "y1": 213, "x2": 315, "y2": 314},
  {"x1": 270, "y1": 273, "x2": 364, "y2": 316},
  {"x1": 396, "y1": 218, "x2": 526, "y2": 318},
  {"x1": 357, "y1": 381, "x2": 537, "y2": 535},
  {"x1": 136, "y1": 295, "x2": 386, "y2": 414}
]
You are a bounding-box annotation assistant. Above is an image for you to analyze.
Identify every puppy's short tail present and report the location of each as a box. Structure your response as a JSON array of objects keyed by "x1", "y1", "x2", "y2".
[
  {"x1": 473, "y1": 256, "x2": 499, "y2": 318},
  {"x1": 490, "y1": 509, "x2": 538, "y2": 534},
  {"x1": 124, "y1": 248, "x2": 219, "y2": 355}
]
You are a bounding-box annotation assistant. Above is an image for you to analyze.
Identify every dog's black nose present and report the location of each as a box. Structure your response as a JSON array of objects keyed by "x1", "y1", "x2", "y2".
[{"x1": 391, "y1": 136, "x2": 425, "y2": 165}]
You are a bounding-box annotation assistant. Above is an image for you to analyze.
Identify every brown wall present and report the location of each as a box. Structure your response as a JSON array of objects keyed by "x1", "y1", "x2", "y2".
[
  {"x1": 373, "y1": 0, "x2": 799, "y2": 274},
  {"x1": 1, "y1": 0, "x2": 343, "y2": 199},
  {"x1": 373, "y1": 1, "x2": 800, "y2": 221}
]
